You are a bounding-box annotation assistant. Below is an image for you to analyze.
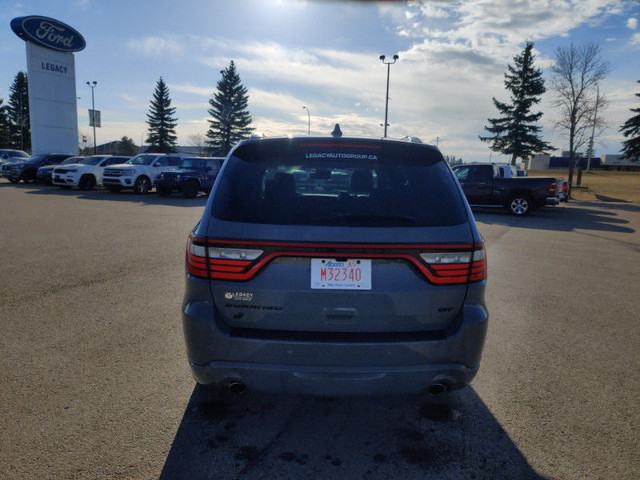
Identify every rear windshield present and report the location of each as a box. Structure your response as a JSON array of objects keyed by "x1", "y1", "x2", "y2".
[{"x1": 211, "y1": 139, "x2": 467, "y2": 227}]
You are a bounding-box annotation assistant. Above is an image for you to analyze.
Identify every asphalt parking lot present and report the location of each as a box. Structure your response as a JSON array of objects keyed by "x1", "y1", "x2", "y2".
[{"x1": 1, "y1": 182, "x2": 639, "y2": 480}]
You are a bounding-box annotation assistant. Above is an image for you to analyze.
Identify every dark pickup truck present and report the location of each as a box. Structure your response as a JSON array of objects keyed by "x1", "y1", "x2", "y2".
[
  {"x1": 452, "y1": 163, "x2": 557, "y2": 216},
  {"x1": 156, "y1": 157, "x2": 224, "y2": 198}
]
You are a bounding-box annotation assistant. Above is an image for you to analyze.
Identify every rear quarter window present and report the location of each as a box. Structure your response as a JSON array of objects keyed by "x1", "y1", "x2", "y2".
[{"x1": 211, "y1": 139, "x2": 467, "y2": 227}]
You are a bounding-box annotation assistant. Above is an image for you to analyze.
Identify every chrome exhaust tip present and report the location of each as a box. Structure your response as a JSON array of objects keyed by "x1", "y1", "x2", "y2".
[
  {"x1": 224, "y1": 380, "x2": 246, "y2": 395},
  {"x1": 427, "y1": 383, "x2": 449, "y2": 395}
]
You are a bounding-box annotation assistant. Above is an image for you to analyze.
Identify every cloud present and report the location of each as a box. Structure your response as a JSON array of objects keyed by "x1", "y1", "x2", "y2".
[
  {"x1": 627, "y1": 17, "x2": 638, "y2": 29},
  {"x1": 169, "y1": 83, "x2": 212, "y2": 97},
  {"x1": 630, "y1": 32, "x2": 640, "y2": 47},
  {"x1": 127, "y1": 36, "x2": 184, "y2": 58}
]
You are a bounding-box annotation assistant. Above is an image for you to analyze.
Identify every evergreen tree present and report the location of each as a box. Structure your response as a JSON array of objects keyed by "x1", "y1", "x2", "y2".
[
  {"x1": 7, "y1": 72, "x2": 31, "y2": 151},
  {"x1": 480, "y1": 42, "x2": 552, "y2": 165},
  {"x1": 0, "y1": 98, "x2": 11, "y2": 147},
  {"x1": 206, "y1": 61, "x2": 253, "y2": 155},
  {"x1": 619, "y1": 80, "x2": 640, "y2": 161},
  {"x1": 145, "y1": 77, "x2": 178, "y2": 153},
  {"x1": 118, "y1": 136, "x2": 138, "y2": 156}
]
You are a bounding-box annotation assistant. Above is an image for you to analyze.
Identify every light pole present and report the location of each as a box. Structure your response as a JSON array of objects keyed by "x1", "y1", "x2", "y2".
[
  {"x1": 87, "y1": 81, "x2": 97, "y2": 154},
  {"x1": 302, "y1": 106, "x2": 310, "y2": 135},
  {"x1": 379, "y1": 54, "x2": 398, "y2": 138}
]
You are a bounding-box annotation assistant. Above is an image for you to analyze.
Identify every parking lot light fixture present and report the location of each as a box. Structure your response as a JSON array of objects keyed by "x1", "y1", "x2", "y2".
[
  {"x1": 380, "y1": 54, "x2": 399, "y2": 138},
  {"x1": 87, "y1": 81, "x2": 97, "y2": 154},
  {"x1": 302, "y1": 106, "x2": 310, "y2": 135}
]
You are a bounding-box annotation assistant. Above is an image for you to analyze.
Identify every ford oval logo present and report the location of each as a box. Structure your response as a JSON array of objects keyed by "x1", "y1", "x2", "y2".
[{"x1": 11, "y1": 16, "x2": 86, "y2": 52}]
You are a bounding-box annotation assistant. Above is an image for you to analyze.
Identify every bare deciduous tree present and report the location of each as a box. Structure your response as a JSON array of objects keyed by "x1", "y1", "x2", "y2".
[
  {"x1": 551, "y1": 43, "x2": 611, "y2": 197},
  {"x1": 187, "y1": 133, "x2": 207, "y2": 156}
]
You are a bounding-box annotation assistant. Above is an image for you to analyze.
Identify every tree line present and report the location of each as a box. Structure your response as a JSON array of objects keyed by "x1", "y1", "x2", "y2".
[
  {"x1": 480, "y1": 41, "x2": 638, "y2": 196},
  {"x1": 2, "y1": 50, "x2": 638, "y2": 186},
  {"x1": 0, "y1": 72, "x2": 31, "y2": 151},
  {"x1": 144, "y1": 60, "x2": 253, "y2": 156}
]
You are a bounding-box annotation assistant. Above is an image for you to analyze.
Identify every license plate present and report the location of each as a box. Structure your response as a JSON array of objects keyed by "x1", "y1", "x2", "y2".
[{"x1": 310, "y1": 259, "x2": 371, "y2": 290}]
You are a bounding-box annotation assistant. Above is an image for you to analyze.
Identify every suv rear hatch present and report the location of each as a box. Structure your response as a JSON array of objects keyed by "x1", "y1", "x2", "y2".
[{"x1": 190, "y1": 138, "x2": 484, "y2": 337}]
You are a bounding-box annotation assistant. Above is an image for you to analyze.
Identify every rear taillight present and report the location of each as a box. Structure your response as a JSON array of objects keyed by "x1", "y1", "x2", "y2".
[
  {"x1": 419, "y1": 243, "x2": 486, "y2": 284},
  {"x1": 186, "y1": 236, "x2": 263, "y2": 279},
  {"x1": 548, "y1": 181, "x2": 557, "y2": 193},
  {"x1": 186, "y1": 236, "x2": 487, "y2": 284}
]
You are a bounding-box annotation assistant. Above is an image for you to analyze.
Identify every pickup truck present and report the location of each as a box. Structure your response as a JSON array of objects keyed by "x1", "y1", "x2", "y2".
[
  {"x1": 155, "y1": 157, "x2": 224, "y2": 197},
  {"x1": 451, "y1": 163, "x2": 558, "y2": 216}
]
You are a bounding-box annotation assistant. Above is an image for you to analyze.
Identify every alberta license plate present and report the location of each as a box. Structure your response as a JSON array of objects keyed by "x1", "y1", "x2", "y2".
[{"x1": 310, "y1": 259, "x2": 371, "y2": 290}]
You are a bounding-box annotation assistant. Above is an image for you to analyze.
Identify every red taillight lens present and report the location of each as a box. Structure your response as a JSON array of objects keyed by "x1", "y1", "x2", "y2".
[
  {"x1": 548, "y1": 181, "x2": 557, "y2": 193},
  {"x1": 186, "y1": 236, "x2": 264, "y2": 280},
  {"x1": 468, "y1": 245, "x2": 487, "y2": 282},
  {"x1": 419, "y1": 243, "x2": 486, "y2": 284},
  {"x1": 186, "y1": 237, "x2": 487, "y2": 284}
]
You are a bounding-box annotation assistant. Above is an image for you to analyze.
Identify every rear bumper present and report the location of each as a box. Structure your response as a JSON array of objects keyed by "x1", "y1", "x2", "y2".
[
  {"x1": 183, "y1": 277, "x2": 488, "y2": 396},
  {"x1": 189, "y1": 360, "x2": 479, "y2": 396}
]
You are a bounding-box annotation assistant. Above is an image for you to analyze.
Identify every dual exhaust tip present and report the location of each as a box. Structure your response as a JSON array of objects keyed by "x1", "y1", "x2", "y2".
[
  {"x1": 222, "y1": 379, "x2": 246, "y2": 395},
  {"x1": 427, "y1": 382, "x2": 451, "y2": 396}
]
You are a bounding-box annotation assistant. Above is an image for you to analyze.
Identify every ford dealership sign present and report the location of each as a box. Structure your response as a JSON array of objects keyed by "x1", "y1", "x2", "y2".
[{"x1": 11, "y1": 16, "x2": 86, "y2": 52}]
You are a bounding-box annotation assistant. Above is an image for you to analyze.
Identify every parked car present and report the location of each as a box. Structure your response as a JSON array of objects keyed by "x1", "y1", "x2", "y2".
[
  {"x1": 0, "y1": 149, "x2": 30, "y2": 172},
  {"x1": 156, "y1": 157, "x2": 224, "y2": 197},
  {"x1": 5, "y1": 153, "x2": 74, "y2": 184},
  {"x1": 36, "y1": 156, "x2": 85, "y2": 185},
  {"x1": 451, "y1": 163, "x2": 558, "y2": 215},
  {"x1": 52, "y1": 155, "x2": 131, "y2": 190},
  {"x1": 102, "y1": 153, "x2": 184, "y2": 193},
  {"x1": 182, "y1": 133, "x2": 488, "y2": 397}
]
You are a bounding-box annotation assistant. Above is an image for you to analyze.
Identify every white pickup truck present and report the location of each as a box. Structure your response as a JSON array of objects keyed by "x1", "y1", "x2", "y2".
[
  {"x1": 52, "y1": 155, "x2": 131, "y2": 189},
  {"x1": 102, "y1": 153, "x2": 184, "y2": 193}
]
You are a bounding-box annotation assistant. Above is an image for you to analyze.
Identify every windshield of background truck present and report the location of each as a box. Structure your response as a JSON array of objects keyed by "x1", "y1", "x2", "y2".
[
  {"x1": 25, "y1": 155, "x2": 47, "y2": 165},
  {"x1": 181, "y1": 158, "x2": 205, "y2": 169},
  {"x1": 79, "y1": 156, "x2": 106, "y2": 165},
  {"x1": 127, "y1": 154, "x2": 156, "y2": 166},
  {"x1": 59, "y1": 157, "x2": 83, "y2": 165},
  {"x1": 211, "y1": 141, "x2": 467, "y2": 227},
  {"x1": 5, "y1": 150, "x2": 29, "y2": 158}
]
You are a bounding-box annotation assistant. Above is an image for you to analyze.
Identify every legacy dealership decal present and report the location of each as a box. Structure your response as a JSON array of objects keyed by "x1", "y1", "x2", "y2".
[{"x1": 305, "y1": 153, "x2": 378, "y2": 160}]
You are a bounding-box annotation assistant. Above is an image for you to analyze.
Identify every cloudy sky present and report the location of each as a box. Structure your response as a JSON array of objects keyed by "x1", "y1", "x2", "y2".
[{"x1": 1, "y1": 0, "x2": 638, "y2": 162}]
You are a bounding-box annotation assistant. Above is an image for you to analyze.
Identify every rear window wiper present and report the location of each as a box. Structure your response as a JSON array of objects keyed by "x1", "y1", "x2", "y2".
[{"x1": 337, "y1": 214, "x2": 417, "y2": 226}]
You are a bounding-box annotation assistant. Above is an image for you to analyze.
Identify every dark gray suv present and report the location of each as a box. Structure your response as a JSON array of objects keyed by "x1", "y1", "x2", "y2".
[{"x1": 183, "y1": 135, "x2": 488, "y2": 396}]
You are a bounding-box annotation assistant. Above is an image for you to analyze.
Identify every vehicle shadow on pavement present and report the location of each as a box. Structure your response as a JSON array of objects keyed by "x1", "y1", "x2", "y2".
[
  {"x1": 15, "y1": 183, "x2": 210, "y2": 206},
  {"x1": 472, "y1": 203, "x2": 636, "y2": 235},
  {"x1": 159, "y1": 385, "x2": 546, "y2": 480}
]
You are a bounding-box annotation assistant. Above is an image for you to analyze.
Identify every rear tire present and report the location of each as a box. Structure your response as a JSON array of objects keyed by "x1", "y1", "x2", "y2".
[
  {"x1": 134, "y1": 176, "x2": 151, "y2": 194},
  {"x1": 79, "y1": 175, "x2": 96, "y2": 190},
  {"x1": 182, "y1": 180, "x2": 199, "y2": 198},
  {"x1": 508, "y1": 194, "x2": 531, "y2": 216},
  {"x1": 8, "y1": 178, "x2": 19, "y2": 184}
]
